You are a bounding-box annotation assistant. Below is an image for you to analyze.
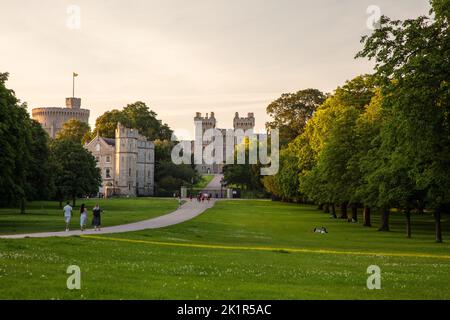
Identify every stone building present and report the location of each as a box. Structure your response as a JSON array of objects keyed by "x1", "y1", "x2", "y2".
[
  {"x1": 84, "y1": 123, "x2": 155, "y2": 197},
  {"x1": 194, "y1": 111, "x2": 255, "y2": 174},
  {"x1": 32, "y1": 97, "x2": 90, "y2": 138}
]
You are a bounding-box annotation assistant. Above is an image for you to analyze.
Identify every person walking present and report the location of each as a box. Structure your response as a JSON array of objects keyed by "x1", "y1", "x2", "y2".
[
  {"x1": 178, "y1": 195, "x2": 182, "y2": 208},
  {"x1": 63, "y1": 201, "x2": 72, "y2": 232},
  {"x1": 80, "y1": 203, "x2": 88, "y2": 231},
  {"x1": 92, "y1": 203, "x2": 102, "y2": 231}
]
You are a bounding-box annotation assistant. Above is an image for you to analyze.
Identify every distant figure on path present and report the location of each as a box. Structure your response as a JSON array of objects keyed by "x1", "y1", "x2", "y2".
[
  {"x1": 92, "y1": 203, "x2": 102, "y2": 231},
  {"x1": 80, "y1": 203, "x2": 88, "y2": 231},
  {"x1": 63, "y1": 201, "x2": 72, "y2": 232},
  {"x1": 178, "y1": 195, "x2": 182, "y2": 208}
]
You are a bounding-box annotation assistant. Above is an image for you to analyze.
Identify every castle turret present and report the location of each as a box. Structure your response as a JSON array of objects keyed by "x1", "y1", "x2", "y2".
[
  {"x1": 194, "y1": 112, "x2": 216, "y2": 134},
  {"x1": 233, "y1": 112, "x2": 255, "y2": 131}
]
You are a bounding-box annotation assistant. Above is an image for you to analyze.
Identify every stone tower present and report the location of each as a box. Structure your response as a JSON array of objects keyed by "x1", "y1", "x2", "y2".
[
  {"x1": 194, "y1": 112, "x2": 220, "y2": 174},
  {"x1": 194, "y1": 112, "x2": 216, "y2": 134},
  {"x1": 233, "y1": 112, "x2": 255, "y2": 131},
  {"x1": 32, "y1": 97, "x2": 90, "y2": 138},
  {"x1": 115, "y1": 122, "x2": 138, "y2": 196}
]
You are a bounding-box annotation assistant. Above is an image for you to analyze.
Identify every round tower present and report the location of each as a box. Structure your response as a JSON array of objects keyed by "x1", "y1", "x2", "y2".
[{"x1": 31, "y1": 97, "x2": 90, "y2": 138}]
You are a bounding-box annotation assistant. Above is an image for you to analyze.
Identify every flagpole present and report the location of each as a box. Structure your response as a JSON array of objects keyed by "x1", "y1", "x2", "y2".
[{"x1": 72, "y1": 73, "x2": 75, "y2": 98}]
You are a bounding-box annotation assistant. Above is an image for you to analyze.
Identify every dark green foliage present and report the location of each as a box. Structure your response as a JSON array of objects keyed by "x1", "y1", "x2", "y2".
[
  {"x1": 0, "y1": 73, "x2": 53, "y2": 212},
  {"x1": 49, "y1": 139, "x2": 101, "y2": 206},
  {"x1": 93, "y1": 101, "x2": 172, "y2": 141},
  {"x1": 266, "y1": 89, "x2": 326, "y2": 147}
]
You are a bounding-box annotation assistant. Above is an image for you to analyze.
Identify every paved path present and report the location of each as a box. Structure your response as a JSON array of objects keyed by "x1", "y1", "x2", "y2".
[
  {"x1": 0, "y1": 199, "x2": 216, "y2": 239},
  {"x1": 203, "y1": 174, "x2": 224, "y2": 190}
]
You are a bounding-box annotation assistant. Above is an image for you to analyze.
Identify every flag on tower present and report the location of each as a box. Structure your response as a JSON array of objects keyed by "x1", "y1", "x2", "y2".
[{"x1": 73, "y1": 72, "x2": 78, "y2": 77}]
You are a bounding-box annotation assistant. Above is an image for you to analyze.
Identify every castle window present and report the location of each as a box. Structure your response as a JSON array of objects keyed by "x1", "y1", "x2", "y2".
[
  {"x1": 106, "y1": 155, "x2": 111, "y2": 163},
  {"x1": 106, "y1": 168, "x2": 111, "y2": 178},
  {"x1": 95, "y1": 156, "x2": 100, "y2": 162},
  {"x1": 96, "y1": 143, "x2": 100, "y2": 151}
]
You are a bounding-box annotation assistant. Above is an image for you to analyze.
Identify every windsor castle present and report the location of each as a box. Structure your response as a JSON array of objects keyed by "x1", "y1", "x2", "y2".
[{"x1": 31, "y1": 95, "x2": 255, "y2": 195}]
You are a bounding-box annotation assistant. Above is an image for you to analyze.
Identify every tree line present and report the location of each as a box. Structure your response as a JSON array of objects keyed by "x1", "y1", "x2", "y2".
[{"x1": 243, "y1": 0, "x2": 449, "y2": 242}]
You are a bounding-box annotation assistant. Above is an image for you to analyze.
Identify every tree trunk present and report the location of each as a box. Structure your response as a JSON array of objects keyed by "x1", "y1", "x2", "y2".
[
  {"x1": 363, "y1": 206, "x2": 371, "y2": 227},
  {"x1": 59, "y1": 200, "x2": 63, "y2": 208},
  {"x1": 331, "y1": 203, "x2": 337, "y2": 218},
  {"x1": 318, "y1": 203, "x2": 324, "y2": 211},
  {"x1": 351, "y1": 204, "x2": 358, "y2": 222},
  {"x1": 405, "y1": 208, "x2": 412, "y2": 238},
  {"x1": 378, "y1": 207, "x2": 390, "y2": 231},
  {"x1": 72, "y1": 196, "x2": 76, "y2": 208},
  {"x1": 417, "y1": 201, "x2": 425, "y2": 214},
  {"x1": 20, "y1": 197, "x2": 26, "y2": 214},
  {"x1": 323, "y1": 203, "x2": 330, "y2": 213},
  {"x1": 434, "y1": 208, "x2": 443, "y2": 243},
  {"x1": 340, "y1": 202, "x2": 348, "y2": 219}
]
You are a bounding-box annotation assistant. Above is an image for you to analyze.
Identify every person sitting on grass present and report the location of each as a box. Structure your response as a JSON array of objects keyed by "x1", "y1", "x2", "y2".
[
  {"x1": 80, "y1": 203, "x2": 88, "y2": 231},
  {"x1": 63, "y1": 201, "x2": 72, "y2": 232},
  {"x1": 92, "y1": 203, "x2": 102, "y2": 231}
]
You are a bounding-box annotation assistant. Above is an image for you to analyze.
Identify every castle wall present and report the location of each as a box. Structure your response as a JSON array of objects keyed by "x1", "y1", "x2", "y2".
[
  {"x1": 194, "y1": 112, "x2": 255, "y2": 174},
  {"x1": 32, "y1": 106, "x2": 90, "y2": 138},
  {"x1": 84, "y1": 123, "x2": 155, "y2": 197},
  {"x1": 84, "y1": 136, "x2": 116, "y2": 197}
]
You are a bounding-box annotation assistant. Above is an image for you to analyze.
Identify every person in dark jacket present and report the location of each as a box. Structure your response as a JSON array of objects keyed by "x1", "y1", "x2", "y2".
[{"x1": 92, "y1": 203, "x2": 102, "y2": 231}]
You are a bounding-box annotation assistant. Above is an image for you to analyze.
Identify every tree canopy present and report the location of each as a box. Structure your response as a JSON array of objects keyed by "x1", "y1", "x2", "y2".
[
  {"x1": 56, "y1": 118, "x2": 92, "y2": 144},
  {"x1": 93, "y1": 101, "x2": 172, "y2": 141},
  {"x1": 266, "y1": 89, "x2": 326, "y2": 147}
]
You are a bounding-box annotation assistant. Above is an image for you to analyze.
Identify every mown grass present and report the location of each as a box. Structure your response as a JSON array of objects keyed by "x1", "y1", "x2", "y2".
[
  {"x1": 0, "y1": 198, "x2": 178, "y2": 235},
  {"x1": 0, "y1": 200, "x2": 449, "y2": 299},
  {"x1": 193, "y1": 174, "x2": 215, "y2": 189}
]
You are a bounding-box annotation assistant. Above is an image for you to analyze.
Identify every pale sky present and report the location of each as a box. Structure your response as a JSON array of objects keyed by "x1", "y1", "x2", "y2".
[{"x1": 0, "y1": 0, "x2": 430, "y2": 139}]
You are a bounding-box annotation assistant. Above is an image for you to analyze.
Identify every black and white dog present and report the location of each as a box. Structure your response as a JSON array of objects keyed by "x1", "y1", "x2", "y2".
[{"x1": 313, "y1": 227, "x2": 328, "y2": 234}]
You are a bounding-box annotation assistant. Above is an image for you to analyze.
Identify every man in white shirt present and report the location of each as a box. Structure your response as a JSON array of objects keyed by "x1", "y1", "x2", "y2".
[{"x1": 63, "y1": 202, "x2": 72, "y2": 232}]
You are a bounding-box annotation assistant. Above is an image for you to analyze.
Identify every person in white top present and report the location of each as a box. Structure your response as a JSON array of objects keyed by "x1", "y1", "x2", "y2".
[
  {"x1": 63, "y1": 201, "x2": 72, "y2": 232},
  {"x1": 80, "y1": 203, "x2": 88, "y2": 231}
]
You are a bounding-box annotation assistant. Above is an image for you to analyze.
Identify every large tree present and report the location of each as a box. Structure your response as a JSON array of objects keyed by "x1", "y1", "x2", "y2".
[
  {"x1": 0, "y1": 73, "x2": 53, "y2": 213},
  {"x1": 153, "y1": 140, "x2": 199, "y2": 196},
  {"x1": 266, "y1": 89, "x2": 326, "y2": 147},
  {"x1": 357, "y1": 0, "x2": 450, "y2": 242},
  {"x1": 0, "y1": 72, "x2": 32, "y2": 212},
  {"x1": 56, "y1": 118, "x2": 92, "y2": 144},
  {"x1": 93, "y1": 102, "x2": 172, "y2": 141},
  {"x1": 298, "y1": 76, "x2": 376, "y2": 218},
  {"x1": 50, "y1": 139, "x2": 101, "y2": 207}
]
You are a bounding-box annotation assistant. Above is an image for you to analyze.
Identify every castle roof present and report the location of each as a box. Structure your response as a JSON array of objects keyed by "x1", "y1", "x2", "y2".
[{"x1": 102, "y1": 137, "x2": 116, "y2": 146}]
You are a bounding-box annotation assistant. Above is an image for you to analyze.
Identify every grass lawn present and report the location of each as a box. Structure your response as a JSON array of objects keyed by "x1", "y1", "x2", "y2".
[
  {"x1": 193, "y1": 174, "x2": 215, "y2": 189},
  {"x1": 0, "y1": 200, "x2": 449, "y2": 299},
  {"x1": 0, "y1": 198, "x2": 178, "y2": 235}
]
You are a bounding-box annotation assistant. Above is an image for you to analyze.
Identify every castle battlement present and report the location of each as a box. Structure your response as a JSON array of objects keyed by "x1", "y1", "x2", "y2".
[
  {"x1": 32, "y1": 97, "x2": 90, "y2": 138},
  {"x1": 193, "y1": 111, "x2": 255, "y2": 174}
]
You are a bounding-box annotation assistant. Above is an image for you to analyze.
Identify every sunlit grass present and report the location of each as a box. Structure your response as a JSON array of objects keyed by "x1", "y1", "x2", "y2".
[{"x1": 0, "y1": 200, "x2": 448, "y2": 299}]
